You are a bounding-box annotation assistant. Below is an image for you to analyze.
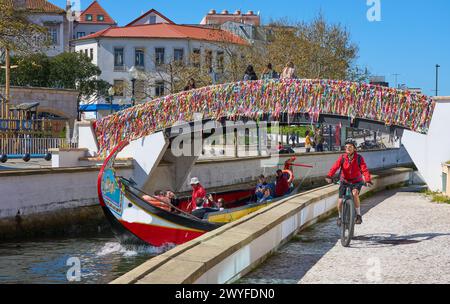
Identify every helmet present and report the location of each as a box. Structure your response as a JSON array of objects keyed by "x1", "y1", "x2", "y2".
[{"x1": 344, "y1": 138, "x2": 357, "y2": 148}]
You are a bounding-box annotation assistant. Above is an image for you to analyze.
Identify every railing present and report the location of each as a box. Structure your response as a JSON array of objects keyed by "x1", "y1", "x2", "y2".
[
  {"x1": 0, "y1": 119, "x2": 67, "y2": 137},
  {"x1": 0, "y1": 137, "x2": 77, "y2": 155}
]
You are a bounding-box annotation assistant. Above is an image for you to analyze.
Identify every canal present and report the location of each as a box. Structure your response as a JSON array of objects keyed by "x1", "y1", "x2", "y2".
[{"x1": 0, "y1": 232, "x2": 171, "y2": 284}]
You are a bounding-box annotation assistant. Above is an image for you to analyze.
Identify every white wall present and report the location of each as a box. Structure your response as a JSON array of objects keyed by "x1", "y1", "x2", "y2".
[
  {"x1": 74, "y1": 23, "x2": 111, "y2": 38},
  {"x1": 74, "y1": 37, "x2": 226, "y2": 102},
  {"x1": 74, "y1": 40, "x2": 99, "y2": 65},
  {"x1": 403, "y1": 98, "x2": 450, "y2": 191},
  {"x1": 0, "y1": 167, "x2": 133, "y2": 219},
  {"x1": 29, "y1": 13, "x2": 66, "y2": 56}
]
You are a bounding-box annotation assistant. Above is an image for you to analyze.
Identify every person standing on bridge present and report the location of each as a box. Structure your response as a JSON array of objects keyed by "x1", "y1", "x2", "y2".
[
  {"x1": 243, "y1": 65, "x2": 258, "y2": 81},
  {"x1": 325, "y1": 139, "x2": 372, "y2": 226}
]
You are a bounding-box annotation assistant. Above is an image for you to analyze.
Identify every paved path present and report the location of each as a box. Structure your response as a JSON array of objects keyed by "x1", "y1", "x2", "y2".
[{"x1": 239, "y1": 187, "x2": 450, "y2": 284}]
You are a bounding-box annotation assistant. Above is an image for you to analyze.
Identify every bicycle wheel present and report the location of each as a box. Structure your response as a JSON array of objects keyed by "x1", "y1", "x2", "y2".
[{"x1": 340, "y1": 199, "x2": 355, "y2": 247}]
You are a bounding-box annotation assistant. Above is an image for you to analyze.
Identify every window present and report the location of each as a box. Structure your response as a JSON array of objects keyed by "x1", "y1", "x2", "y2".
[
  {"x1": 135, "y1": 48, "x2": 145, "y2": 68},
  {"x1": 192, "y1": 48, "x2": 200, "y2": 67},
  {"x1": 216, "y1": 51, "x2": 224, "y2": 73},
  {"x1": 84, "y1": 49, "x2": 89, "y2": 57},
  {"x1": 113, "y1": 80, "x2": 124, "y2": 96},
  {"x1": 86, "y1": 14, "x2": 93, "y2": 21},
  {"x1": 155, "y1": 81, "x2": 165, "y2": 97},
  {"x1": 97, "y1": 15, "x2": 104, "y2": 21},
  {"x1": 114, "y1": 48, "x2": 124, "y2": 69},
  {"x1": 90, "y1": 48, "x2": 94, "y2": 61},
  {"x1": 155, "y1": 47, "x2": 165, "y2": 66},
  {"x1": 205, "y1": 50, "x2": 213, "y2": 73},
  {"x1": 174, "y1": 48, "x2": 184, "y2": 63},
  {"x1": 47, "y1": 26, "x2": 58, "y2": 45},
  {"x1": 148, "y1": 15, "x2": 157, "y2": 24},
  {"x1": 76, "y1": 32, "x2": 86, "y2": 39}
]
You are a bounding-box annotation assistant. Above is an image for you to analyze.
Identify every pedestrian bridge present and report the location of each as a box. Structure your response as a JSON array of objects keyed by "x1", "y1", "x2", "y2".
[{"x1": 94, "y1": 79, "x2": 435, "y2": 156}]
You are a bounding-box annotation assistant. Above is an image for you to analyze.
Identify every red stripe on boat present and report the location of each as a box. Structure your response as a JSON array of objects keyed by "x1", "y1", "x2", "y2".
[{"x1": 120, "y1": 220, "x2": 206, "y2": 247}]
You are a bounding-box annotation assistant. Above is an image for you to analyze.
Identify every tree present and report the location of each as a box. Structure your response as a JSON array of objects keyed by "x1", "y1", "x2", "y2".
[
  {"x1": 0, "y1": 0, "x2": 48, "y2": 53},
  {"x1": 48, "y1": 52, "x2": 110, "y2": 119},
  {"x1": 0, "y1": 53, "x2": 50, "y2": 87}
]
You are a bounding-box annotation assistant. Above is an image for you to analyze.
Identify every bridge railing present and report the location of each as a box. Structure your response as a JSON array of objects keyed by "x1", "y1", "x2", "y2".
[{"x1": 0, "y1": 137, "x2": 77, "y2": 155}]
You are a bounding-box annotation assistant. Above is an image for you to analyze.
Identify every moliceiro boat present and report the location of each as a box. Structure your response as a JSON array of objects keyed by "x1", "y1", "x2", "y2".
[{"x1": 98, "y1": 140, "x2": 308, "y2": 247}]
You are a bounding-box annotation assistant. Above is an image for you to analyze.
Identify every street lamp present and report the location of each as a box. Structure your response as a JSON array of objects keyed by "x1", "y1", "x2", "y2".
[
  {"x1": 129, "y1": 66, "x2": 138, "y2": 106},
  {"x1": 435, "y1": 64, "x2": 440, "y2": 97},
  {"x1": 107, "y1": 86, "x2": 115, "y2": 114}
]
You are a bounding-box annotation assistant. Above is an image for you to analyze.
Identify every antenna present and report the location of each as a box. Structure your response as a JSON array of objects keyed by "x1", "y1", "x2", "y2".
[{"x1": 392, "y1": 73, "x2": 400, "y2": 88}]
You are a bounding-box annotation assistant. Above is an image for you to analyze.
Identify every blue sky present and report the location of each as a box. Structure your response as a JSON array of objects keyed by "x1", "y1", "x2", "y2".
[{"x1": 52, "y1": 0, "x2": 450, "y2": 96}]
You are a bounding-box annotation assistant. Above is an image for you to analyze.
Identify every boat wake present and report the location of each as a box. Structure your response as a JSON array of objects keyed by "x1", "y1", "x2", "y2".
[{"x1": 96, "y1": 242, "x2": 175, "y2": 257}]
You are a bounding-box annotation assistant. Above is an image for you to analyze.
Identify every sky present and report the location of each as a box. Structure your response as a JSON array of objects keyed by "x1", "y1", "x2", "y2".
[{"x1": 51, "y1": 0, "x2": 450, "y2": 96}]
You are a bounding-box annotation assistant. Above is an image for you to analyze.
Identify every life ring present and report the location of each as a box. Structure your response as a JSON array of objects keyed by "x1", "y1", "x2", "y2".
[{"x1": 282, "y1": 169, "x2": 294, "y2": 184}]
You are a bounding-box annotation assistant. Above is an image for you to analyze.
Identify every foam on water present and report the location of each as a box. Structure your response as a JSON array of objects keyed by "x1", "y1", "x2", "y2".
[{"x1": 96, "y1": 242, "x2": 175, "y2": 257}]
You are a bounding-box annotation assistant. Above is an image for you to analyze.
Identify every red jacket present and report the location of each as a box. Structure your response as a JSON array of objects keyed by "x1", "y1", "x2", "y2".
[
  {"x1": 327, "y1": 153, "x2": 371, "y2": 184},
  {"x1": 188, "y1": 184, "x2": 206, "y2": 213},
  {"x1": 275, "y1": 175, "x2": 290, "y2": 197}
]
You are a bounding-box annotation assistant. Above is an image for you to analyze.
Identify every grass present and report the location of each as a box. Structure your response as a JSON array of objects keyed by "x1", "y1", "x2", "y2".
[{"x1": 421, "y1": 189, "x2": 450, "y2": 204}]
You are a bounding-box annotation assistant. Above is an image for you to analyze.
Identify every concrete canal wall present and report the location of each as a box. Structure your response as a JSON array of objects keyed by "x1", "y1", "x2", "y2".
[
  {"x1": 111, "y1": 167, "x2": 413, "y2": 284},
  {"x1": 147, "y1": 146, "x2": 413, "y2": 194},
  {"x1": 0, "y1": 147, "x2": 412, "y2": 240},
  {"x1": 0, "y1": 166, "x2": 133, "y2": 240}
]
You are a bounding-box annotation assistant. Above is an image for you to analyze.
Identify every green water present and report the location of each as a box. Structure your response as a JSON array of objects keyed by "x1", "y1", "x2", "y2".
[{"x1": 0, "y1": 233, "x2": 171, "y2": 284}]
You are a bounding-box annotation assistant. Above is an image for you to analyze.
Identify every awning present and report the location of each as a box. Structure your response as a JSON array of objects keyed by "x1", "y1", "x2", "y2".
[{"x1": 79, "y1": 104, "x2": 131, "y2": 112}]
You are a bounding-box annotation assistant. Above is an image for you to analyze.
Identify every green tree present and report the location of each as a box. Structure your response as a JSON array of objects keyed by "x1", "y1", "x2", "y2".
[{"x1": 0, "y1": 53, "x2": 51, "y2": 87}]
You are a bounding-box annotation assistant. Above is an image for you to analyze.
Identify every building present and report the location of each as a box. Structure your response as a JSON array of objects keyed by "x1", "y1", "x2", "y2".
[
  {"x1": 8, "y1": 0, "x2": 70, "y2": 56},
  {"x1": 73, "y1": 9, "x2": 247, "y2": 109},
  {"x1": 200, "y1": 9, "x2": 260, "y2": 26},
  {"x1": 71, "y1": 0, "x2": 117, "y2": 40}
]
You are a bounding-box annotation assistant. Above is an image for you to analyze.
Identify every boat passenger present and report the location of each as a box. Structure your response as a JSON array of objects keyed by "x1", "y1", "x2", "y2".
[
  {"x1": 216, "y1": 198, "x2": 225, "y2": 211},
  {"x1": 192, "y1": 198, "x2": 219, "y2": 219},
  {"x1": 189, "y1": 177, "x2": 206, "y2": 213},
  {"x1": 255, "y1": 175, "x2": 269, "y2": 200},
  {"x1": 258, "y1": 188, "x2": 273, "y2": 203},
  {"x1": 275, "y1": 169, "x2": 290, "y2": 197},
  {"x1": 142, "y1": 190, "x2": 171, "y2": 211}
]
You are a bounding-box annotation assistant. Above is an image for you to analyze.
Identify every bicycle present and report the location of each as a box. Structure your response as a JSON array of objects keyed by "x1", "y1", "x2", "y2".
[{"x1": 337, "y1": 181, "x2": 365, "y2": 247}]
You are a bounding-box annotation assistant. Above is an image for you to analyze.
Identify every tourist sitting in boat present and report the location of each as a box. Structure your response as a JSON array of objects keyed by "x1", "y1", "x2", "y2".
[
  {"x1": 142, "y1": 190, "x2": 171, "y2": 211},
  {"x1": 255, "y1": 175, "x2": 269, "y2": 201},
  {"x1": 188, "y1": 177, "x2": 207, "y2": 213},
  {"x1": 165, "y1": 190, "x2": 180, "y2": 211},
  {"x1": 192, "y1": 198, "x2": 220, "y2": 219},
  {"x1": 216, "y1": 198, "x2": 225, "y2": 211},
  {"x1": 275, "y1": 169, "x2": 290, "y2": 197},
  {"x1": 258, "y1": 188, "x2": 274, "y2": 203}
]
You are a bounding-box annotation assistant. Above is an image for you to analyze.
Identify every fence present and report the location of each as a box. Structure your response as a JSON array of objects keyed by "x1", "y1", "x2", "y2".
[{"x1": 0, "y1": 137, "x2": 77, "y2": 155}]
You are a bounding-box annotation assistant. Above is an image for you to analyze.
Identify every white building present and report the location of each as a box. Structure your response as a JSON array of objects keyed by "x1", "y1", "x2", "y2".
[
  {"x1": 73, "y1": 9, "x2": 247, "y2": 109},
  {"x1": 71, "y1": 0, "x2": 117, "y2": 40},
  {"x1": 9, "y1": 0, "x2": 70, "y2": 56}
]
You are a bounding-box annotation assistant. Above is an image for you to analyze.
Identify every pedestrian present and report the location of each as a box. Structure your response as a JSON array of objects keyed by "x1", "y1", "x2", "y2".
[
  {"x1": 280, "y1": 61, "x2": 296, "y2": 79},
  {"x1": 314, "y1": 129, "x2": 325, "y2": 152},
  {"x1": 184, "y1": 78, "x2": 196, "y2": 91},
  {"x1": 243, "y1": 65, "x2": 258, "y2": 81},
  {"x1": 261, "y1": 63, "x2": 279, "y2": 80},
  {"x1": 305, "y1": 130, "x2": 312, "y2": 153}
]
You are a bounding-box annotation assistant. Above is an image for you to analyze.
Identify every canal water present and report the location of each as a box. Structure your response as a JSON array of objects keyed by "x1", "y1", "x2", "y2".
[{"x1": 0, "y1": 232, "x2": 173, "y2": 284}]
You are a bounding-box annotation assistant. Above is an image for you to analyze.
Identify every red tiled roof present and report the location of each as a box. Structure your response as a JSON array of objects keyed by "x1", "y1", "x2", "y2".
[
  {"x1": 78, "y1": 23, "x2": 248, "y2": 45},
  {"x1": 5, "y1": 0, "x2": 65, "y2": 14},
  {"x1": 79, "y1": 1, "x2": 116, "y2": 25},
  {"x1": 126, "y1": 8, "x2": 175, "y2": 26}
]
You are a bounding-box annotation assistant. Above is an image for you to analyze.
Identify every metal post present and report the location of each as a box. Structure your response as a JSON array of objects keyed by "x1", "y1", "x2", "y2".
[
  {"x1": 435, "y1": 64, "x2": 440, "y2": 96},
  {"x1": 131, "y1": 78, "x2": 136, "y2": 106}
]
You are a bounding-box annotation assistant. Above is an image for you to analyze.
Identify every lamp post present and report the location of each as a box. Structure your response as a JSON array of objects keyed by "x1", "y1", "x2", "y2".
[
  {"x1": 129, "y1": 66, "x2": 138, "y2": 106},
  {"x1": 107, "y1": 86, "x2": 115, "y2": 114},
  {"x1": 435, "y1": 64, "x2": 440, "y2": 97}
]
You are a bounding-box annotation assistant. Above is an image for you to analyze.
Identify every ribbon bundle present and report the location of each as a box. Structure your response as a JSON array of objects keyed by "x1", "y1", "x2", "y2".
[{"x1": 94, "y1": 79, "x2": 435, "y2": 155}]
